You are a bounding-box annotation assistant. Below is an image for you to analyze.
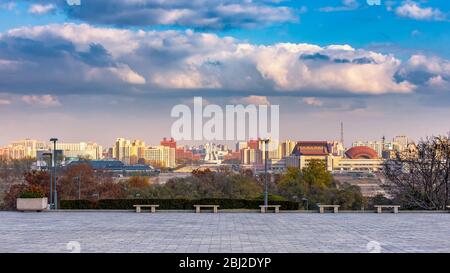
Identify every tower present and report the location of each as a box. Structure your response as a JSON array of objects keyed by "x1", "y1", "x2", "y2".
[{"x1": 340, "y1": 122, "x2": 344, "y2": 148}]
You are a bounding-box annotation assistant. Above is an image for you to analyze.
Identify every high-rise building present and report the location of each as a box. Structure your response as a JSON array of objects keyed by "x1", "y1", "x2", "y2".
[
  {"x1": 0, "y1": 147, "x2": 9, "y2": 160},
  {"x1": 393, "y1": 135, "x2": 409, "y2": 152},
  {"x1": 130, "y1": 139, "x2": 146, "y2": 164},
  {"x1": 113, "y1": 138, "x2": 146, "y2": 164},
  {"x1": 54, "y1": 142, "x2": 103, "y2": 160},
  {"x1": 240, "y1": 147, "x2": 262, "y2": 165},
  {"x1": 240, "y1": 138, "x2": 282, "y2": 166},
  {"x1": 236, "y1": 142, "x2": 248, "y2": 152},
  {"x1": 113, "y1": 138, "x2": 131, "y2": 164},
  {"x1": 144, "y1": 146, "x2": 176, "y2": 168},
  {"x1": 281, "y1": 140, "x2": 297, "y2": 157},
  {"x1": 258, "y1": 138, "x2": 282, "y2": 160},
  {"x1": 1, "y1": 139, "x2": 47, "y2": 159},
  {"x1": 160, "y1": 137, "x2": 176, "y2": 149}
]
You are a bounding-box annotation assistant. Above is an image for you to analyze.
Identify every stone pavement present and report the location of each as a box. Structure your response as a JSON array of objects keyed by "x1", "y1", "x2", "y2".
[{"x1": 0, "y1": 212, "x2": 449, "y2": 253}]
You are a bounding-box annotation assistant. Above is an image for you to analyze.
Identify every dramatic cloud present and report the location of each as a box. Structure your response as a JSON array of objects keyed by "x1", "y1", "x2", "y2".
[
  {"x1": 28, "y1": 4, "x2": 55, "y2": 14},
  {"x1": 395, "y1": 1, "x2": 446, "y2": 21},
  {"x1": 395, "y1": 54, "x2": 450, "y2": 88},
  {"x1": 3, "y1": 23, "x2": 448, "y2": 98},
  {"x1": 21, "y1": 95, "x2": 61, "y2": 107},
  {"x1": 23, "y1": 0, "x2": 297, "y2": 30}
]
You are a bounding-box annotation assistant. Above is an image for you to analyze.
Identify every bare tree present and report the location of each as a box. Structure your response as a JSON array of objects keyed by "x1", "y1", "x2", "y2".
[{"x1": 383, "y1": 134, "x2": 450, "y2": 210}]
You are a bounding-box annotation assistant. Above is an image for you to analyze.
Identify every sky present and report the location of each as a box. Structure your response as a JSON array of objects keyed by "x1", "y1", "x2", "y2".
[{"x1": 0, "y1": 0, "x2": 449, "y2": 148}]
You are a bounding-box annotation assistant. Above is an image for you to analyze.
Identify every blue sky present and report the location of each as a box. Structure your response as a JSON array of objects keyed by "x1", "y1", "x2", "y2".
[{"x1": 0, "y1": 0, "x2": 449, "y2": 146}]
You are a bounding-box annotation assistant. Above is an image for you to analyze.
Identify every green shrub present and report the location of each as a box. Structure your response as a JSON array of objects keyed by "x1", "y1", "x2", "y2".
[
  {"x1": 254, "y1": 194, "x2": 287, "y2": 201},
  {"x1": 19, "y1": 186, "x2": 45, "y2": 199},
  {"x1": 60, "y1": 200, "x2": 96, "y2": 209},
  {"x1": 60, "y1": 198, "x2": 300, "y2": 210}
]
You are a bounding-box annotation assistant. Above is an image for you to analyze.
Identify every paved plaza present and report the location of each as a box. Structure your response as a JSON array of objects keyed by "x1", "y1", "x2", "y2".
[{"x1": 0, "y1": 212, "x2": 449, "y2": 253}]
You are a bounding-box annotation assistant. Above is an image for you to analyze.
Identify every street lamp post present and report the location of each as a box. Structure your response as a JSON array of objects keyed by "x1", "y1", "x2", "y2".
[
  {"x1": 263, "y1": 139, "x2": 270, "y2": 210},
  {"x1": 43, "y1": 152, "x2": 53, "y2": 209},
  {"x1": 50, "y1": 138, "x2": 58, "y2": 210}
]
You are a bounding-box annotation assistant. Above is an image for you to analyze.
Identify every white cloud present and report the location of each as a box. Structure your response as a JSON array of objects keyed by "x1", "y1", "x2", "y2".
[
  {"x1": 28, "y1": 4, "x2": 55, "y2": 15},
  {"x1": 406, "y1": 54, "x2": 450, "y2": 75},
  {"x1": 108, "y1": 64, "x2": 146, "y2": 85},
  {"x1": 21, "y1": 95, "x2": 61, "y2": 107},
  {"x1": 0, "y1": 99, "x2": 11, "y2": 105},
  {"x1": 411, "y1": 29, "x2": 421, "y2": 37},
  {"x1": 319, "y1": 0, "x2": 359, "y2": 12},
  {"x1": 427, "y1": 75, "x2": 448, "y2": 87},
  {"x1": 394, "y1": 54, "x2": 450, "y2": 90},
  {"x1": 0, "y1": 2, "x2": 16, "y2": 10},
  {"x1": 302, "y1": 97, "x2": 324, "y2": 107},
  {"x1": 395, "y1": 1, "x2": 446, "y2": 21},
  {"x1": 231, "y1": 96, "x2": 271, "y2": 105}
]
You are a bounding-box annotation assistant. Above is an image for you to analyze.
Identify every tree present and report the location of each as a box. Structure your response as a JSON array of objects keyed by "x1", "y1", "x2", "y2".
[
  {"x1": 277, "y1": 167, "x2": 305, "y2": 199},
  {"x1": 383, "y1": 134, "x2": 450, "y2": 210},
  {"x1": 276, "y1": 161, "x2": 363, "y2": 209},
  {"x1": 126, "y1": 176, "x2": 149, "y2": 188},
  {"x1": 302, "y1": 160, "x2": 333, "y2": 190},
  {"x1": 58, "y1": 163, "x2": 125, "y2": 201}
]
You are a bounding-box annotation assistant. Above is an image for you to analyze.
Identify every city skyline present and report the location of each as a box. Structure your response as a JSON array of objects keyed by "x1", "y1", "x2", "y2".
[
  {"x1": 0, "y1": 133, "x2": 416, "y2": 151},
  {"x1": 0, "y1": 1, "x2": 449, "y2": 146}
]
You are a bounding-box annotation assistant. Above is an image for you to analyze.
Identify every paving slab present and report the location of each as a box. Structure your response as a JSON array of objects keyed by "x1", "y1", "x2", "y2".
[{"x1": 0, "y1": 212, "x2": 449, "y2": 253}]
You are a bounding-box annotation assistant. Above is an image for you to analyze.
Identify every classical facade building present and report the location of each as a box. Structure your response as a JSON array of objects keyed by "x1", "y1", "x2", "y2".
[
  {"x1": 286, "y1": 141, "x2": 334, "y2": 171},
  {"x1": 332, "y1": 146, "x2": 383, "y2": 171},
  {"x1": 285, "y1": 142, "x2": 384, "y2": 172}
]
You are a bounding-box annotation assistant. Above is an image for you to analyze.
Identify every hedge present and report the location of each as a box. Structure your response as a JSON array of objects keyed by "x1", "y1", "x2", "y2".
[{"x1": 60, "y1": 198, "x2": 300, "y2": 210}]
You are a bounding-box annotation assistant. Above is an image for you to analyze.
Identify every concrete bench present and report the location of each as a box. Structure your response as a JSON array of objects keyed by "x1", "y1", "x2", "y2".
[
  {"x1": 259, "y1": 205, "x2": 281, "y2": 213},
  {"x1": 194, "y1": 205, "x2": 219, "y2": 213},
  {"x1": 318, "y1": 205, "x2": 340, "y2": 213},
  {"x1": 133, "y1": 204, "x2": 159, "y2": 213},
  {"x1": 374, "y1": 205, "x2": 400, "y2": 214}
]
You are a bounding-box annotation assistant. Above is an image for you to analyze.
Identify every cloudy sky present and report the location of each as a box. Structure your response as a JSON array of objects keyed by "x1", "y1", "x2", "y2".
[{"x1": 0, "y1": 0, "x2": 449, "y2": 147}]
